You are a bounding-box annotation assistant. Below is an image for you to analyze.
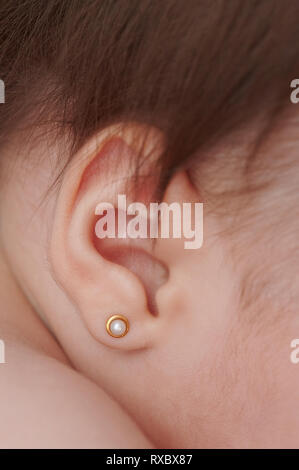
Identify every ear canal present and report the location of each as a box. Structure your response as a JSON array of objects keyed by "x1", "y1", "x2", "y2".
[{"x1": 94, "y1": 238, "x2": 169, "y2": 316}]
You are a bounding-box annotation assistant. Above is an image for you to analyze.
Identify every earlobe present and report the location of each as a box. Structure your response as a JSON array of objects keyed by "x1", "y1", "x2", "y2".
[{"x1": 49, "y1": 127, "x2": 165, "y2": 351}]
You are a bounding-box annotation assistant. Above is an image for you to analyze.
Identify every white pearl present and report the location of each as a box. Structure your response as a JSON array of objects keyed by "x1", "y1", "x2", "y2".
[{"x1": 109, "y1": 319, "x2": 127, "y2": 336}]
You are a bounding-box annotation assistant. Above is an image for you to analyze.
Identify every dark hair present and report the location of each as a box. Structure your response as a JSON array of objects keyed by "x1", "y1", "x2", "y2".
[{"x1": 0, "y1": 0, "x2": 298, "y2": 193}]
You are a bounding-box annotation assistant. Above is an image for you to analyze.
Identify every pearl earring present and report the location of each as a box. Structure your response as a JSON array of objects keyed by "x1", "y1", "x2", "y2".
[{"x1": 106, "y1": 314, "x2": 129, "y2": 338}]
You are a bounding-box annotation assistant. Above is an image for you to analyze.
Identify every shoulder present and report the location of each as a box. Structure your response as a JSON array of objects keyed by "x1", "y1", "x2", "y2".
[{"x1": 0, "y1": 339, "x2": 151, "y2": 449}]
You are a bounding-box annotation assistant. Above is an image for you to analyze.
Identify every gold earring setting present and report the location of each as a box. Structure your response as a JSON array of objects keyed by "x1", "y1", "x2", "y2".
[{"x1": 106, "y1": 314, "x2": 129, "y2": 338}]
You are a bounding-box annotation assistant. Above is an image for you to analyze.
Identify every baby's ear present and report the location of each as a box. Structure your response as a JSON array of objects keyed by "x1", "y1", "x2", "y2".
[{"x1": 49, "y1": 125, "x2": 169, "y2": 351}]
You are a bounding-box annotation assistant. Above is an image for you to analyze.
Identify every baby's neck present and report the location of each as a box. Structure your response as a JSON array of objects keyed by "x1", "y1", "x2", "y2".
[{"x1": 0, "y1": 251, "x2": 68, "y2": 363}]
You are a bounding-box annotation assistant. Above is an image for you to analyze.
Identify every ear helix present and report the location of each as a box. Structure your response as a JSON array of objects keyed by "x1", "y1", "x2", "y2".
[{"x1": 106, "y1": 314, "x2": 130, "y2": 338}]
